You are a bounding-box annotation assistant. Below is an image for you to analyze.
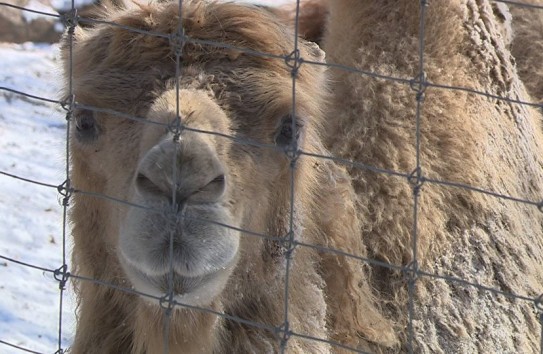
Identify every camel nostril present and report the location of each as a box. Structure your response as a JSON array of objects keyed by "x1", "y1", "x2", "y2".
[
  {"x1": 190, "y1": 174, "x2": 226, "y2": 203},
  {"x1": 135, "y1": 173, "x2": 164, "y2": 196},
  {"x1": 211, "y1": 174, "x2": 225, "y2": 185},
  {"x1": 206, "y1": 174, "x2": 226, "y2": 191}
]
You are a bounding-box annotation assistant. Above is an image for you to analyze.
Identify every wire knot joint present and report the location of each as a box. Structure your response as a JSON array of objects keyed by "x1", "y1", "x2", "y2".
[
  {"x1": 403, "y1": 260, "x2": 419, "y2": 283},
  {"x1": 159, "y1": 291, "x2": 176, "y2": 316},
  {"x1": 54, "y1": 264, "x2": 70, "y2": 290},
  {"x1": 57, "y1": 179, "x2": 73, "y2": 206},
  {"x1": 276, "y1": 321, "x2": 292, "y2": 349},
  {"x1": 410, "y1": 72, "x2": 428, "y2": 102},
  {"x1": 60, "y1": 94, "x2": 75, "y2": 122},
  {"x1": 284, "y1": 144, "x2": 301, "y2": 166},
  {"x1": 281, "y1": 232, "x2": 297, "y2": 260},
  {"x1": 169, "y1": 29, "x2": 186, "y2": 58},
  {"x1": 285, "y1": 49, "x2": 304, "y2": 78},
  {"x1": 60, "y1": 8, "x2": 79, "y2": 33},
  {"x1": 167, "y1": 116, "x2": 184, "y2": 142},
  {"x1": 408, "y1": 167, "x2": 425, "y2": 196}
]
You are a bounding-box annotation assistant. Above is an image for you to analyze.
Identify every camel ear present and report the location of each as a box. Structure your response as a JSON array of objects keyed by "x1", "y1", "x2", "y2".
[
  {"x1": 58, "y1": 0, "x2": 125, "y2": 55},
  {"x1": 261, "y1": 0, "x2": 328, "y2": 44},
  {"x1": 293, "y1": 0, "x2": 328, "y2": 44}
]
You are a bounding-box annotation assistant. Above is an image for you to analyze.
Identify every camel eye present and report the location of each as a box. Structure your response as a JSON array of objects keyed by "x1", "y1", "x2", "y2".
[
  {"x1": 275, "y1": 114, "x2": 303, "y2": 147},
  {"x1": 75, "y1": 108, "x2": 99, "y2": 142}
]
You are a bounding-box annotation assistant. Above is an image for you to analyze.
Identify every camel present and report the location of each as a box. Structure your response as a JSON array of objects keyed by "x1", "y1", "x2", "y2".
[
  {"x1": 509, "y1": 0, "x2": 543, "y2": 100},
  {"x1": 61, "y1": 0, "x2": 543, "y2": 353}
]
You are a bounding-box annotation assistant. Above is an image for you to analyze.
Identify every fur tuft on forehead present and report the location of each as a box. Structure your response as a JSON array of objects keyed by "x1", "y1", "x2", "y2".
[
  {"x1": 70, "y1": 1, "x2": 300, "y2": 65},
  {"x1": 62, "y1": 0, "x2": 324, "y2": 113}
]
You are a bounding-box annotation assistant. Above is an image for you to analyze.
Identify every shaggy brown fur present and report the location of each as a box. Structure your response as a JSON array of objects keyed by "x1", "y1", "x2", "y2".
[
  {"x1": 509, "y1": 0, "x2": 543, "y2": 100},
  {"x1": 62, "y1": 0, "x2": 543, "y2": 353},
  {"x1": 323, "y1": 0, "x2": 543, "y2": 352}
]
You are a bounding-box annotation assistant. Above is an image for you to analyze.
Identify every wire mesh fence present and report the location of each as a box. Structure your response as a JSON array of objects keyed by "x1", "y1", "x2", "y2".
[{"x1": 1, "y1": 0, "x2": 543, "y2": 353}]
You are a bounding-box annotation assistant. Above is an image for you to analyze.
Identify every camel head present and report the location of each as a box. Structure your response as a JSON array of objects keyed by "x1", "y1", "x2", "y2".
[
  {"x1": 62, "y1": 0, "x2": 327, "y2": 309},
  {"x1": 117, "y1": 88, "x2": 240, "y2": 306}
]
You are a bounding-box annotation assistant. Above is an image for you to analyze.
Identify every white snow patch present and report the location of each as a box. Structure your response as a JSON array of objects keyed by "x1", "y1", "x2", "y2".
[
  {"x1": 0, "y1": 42, "x2": 75, "y2": 354},
  {"x1": 22, "y1": 0, "x2": 59, "y2": 22},
  {"x1": 49, "y1": 0, "x2": 94, "y2": 11}
]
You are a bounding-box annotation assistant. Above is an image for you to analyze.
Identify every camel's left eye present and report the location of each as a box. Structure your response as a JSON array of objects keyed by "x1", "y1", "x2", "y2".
[
  {"x1": 75, "y1": 109, "x2": 99, "y2": 142},
  {"x1": 275, "y1": 114, "x2": 303, "y2": 147}
]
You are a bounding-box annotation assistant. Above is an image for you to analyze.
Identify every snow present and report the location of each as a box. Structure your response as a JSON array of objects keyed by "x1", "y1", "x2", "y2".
[
  {"x1": 0, "y1": 0, "x2": 295, "y2": 353},
  {"x1": 21, "y1": 0, "x2": 59, "y2": 22},
  {"x1": 0, "y1": 42, "x2": 75, "y2": 353},
  {"x1": 49, "y1": 0, "x2": 94, "y2": 11}
]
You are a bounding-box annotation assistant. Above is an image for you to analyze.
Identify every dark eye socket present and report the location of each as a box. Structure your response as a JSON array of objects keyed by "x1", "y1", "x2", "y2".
[
  {"x1": 275, "y1": 114, "x2": 303, "y2": 147},
  {"x1": 75, "y1": 109, "x2": 99, "y2": 142}
]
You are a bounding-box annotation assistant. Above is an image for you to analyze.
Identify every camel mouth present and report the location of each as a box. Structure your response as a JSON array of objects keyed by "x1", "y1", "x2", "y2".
[
  {"x1": 120, "y1": 252, "x2": 236, "y2": 307},
  {"x1": 118, "y1": 201, "x2": 240, "y2": 306}
]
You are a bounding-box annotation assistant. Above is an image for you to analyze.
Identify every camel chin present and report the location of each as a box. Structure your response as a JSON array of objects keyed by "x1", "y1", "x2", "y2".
[
  {"x1": 118, "y1": 197, "x2": 239, "y2": 306},
  {"x1": 119, "y1": 254, "x2": 235, "y2": 307}
]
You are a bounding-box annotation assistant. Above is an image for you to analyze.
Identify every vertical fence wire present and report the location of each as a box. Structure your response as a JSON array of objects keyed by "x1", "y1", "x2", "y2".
[
  {"x1": 0, "y1": 0, "x2": 543, "y2": 353},
  {"x1": 406, "y1": 0, "x2": 429, "y2": 352},
  {"x1": 162, "y1": 0, "x2": 185, "y2": 351},
  {"x1": 55, "y1": 2, "x2": 77, "y2": 353},
  {"x1": 280, "y1": 0, "x2": 304, "y2": 351}
]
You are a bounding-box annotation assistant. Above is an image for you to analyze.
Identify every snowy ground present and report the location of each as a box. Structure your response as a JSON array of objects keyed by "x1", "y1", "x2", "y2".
[
  {"x1": 0, "y1": 42, "x2": 74, "y2": 353},
  {"x1": 0, "y1": 0, "x2": 292, "y2": 353}
]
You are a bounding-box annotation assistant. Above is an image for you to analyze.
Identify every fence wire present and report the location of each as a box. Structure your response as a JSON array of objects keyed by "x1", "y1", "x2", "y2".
[{"x1": 1, "y1": 0, "x2": 543, "y2": 353}]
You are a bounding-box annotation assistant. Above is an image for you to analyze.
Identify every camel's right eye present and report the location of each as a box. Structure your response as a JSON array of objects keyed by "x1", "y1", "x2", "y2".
[{"x1": 75, "y1": 109, "x2": 99, "y2": 142}]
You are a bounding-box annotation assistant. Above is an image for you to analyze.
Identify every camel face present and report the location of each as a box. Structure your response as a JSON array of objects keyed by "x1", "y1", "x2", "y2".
[
  {"x1": 64, "y1": 1, "x2": 326, "y2": 310},
  {"x1": 118, "y1": 89, "x2": 240, "y2": 306}
]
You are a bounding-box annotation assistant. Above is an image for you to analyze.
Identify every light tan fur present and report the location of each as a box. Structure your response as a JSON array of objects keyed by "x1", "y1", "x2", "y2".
[{"x1": 62, "y1": 0, "x2": 543, "y2": 353}]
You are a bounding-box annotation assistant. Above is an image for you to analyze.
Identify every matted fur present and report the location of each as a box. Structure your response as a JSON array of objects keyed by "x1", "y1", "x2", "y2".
[
  {"x1": 62, "y1": 0, "x2": 543, "y2": 353},
  {"x1": 510, "y1": 0, "x2": 543, "y2": 100},
  {"x1": 323, "y1": 0, "x2": 543, "y2": 352}
]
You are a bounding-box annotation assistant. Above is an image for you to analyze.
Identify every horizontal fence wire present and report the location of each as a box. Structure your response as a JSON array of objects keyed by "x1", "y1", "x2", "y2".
[
  {"x1": 0, "y1": 340, "x2": 44, "y2": 354},
  {"x1": 1, "y1": 0, "x2": 543, "y2": 353}
]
